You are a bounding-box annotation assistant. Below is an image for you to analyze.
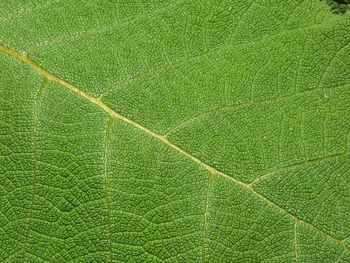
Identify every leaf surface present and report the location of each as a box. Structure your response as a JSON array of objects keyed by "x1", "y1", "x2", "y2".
[{"x1": 1, "y1": 0, "x2": 350, "y2": 262}]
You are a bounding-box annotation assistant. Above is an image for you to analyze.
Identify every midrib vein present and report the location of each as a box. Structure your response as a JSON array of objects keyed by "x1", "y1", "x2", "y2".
[{"x1": 1, "y1": 44, "x2": 348, "y2": 252}]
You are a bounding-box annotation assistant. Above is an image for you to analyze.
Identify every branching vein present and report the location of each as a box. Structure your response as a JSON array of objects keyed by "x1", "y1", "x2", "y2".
[
  {"x1": 164, "y1": 83, "x2": 348, "y2": 136},
  {"x1": 100, "y1": 22, "x2": 329, "y2": 98},
  {"x1": 249, "y1": 151, "x2": 349, "y2": 186}
]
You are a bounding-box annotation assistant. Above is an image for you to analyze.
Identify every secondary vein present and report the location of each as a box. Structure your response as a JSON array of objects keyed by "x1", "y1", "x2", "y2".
[
  {"x1": 0, "y1": 44, "x2": 348, "y2": 252},
  {"x1": 23, "y1": 78, "x2": 47, "y2": 259},
  {"x1": 103, "y1": 117, "x2": 114, "y2": 263},
  {"x1": 201, "y1": 173, "x2": 213, "y2": 263},
  {"x1": 294, "y1": 221, "x2": 299, "y2": 262}
]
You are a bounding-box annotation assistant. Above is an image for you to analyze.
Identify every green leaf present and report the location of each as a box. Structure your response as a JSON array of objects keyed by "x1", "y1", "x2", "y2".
[{"x1": 1, "y1": 1, "x2": 350, "y2": 262}]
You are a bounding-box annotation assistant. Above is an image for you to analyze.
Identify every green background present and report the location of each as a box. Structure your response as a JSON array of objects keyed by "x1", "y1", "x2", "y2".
[{"x1": 1, "y1": 0, "x2": 349, "y2": 262}]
